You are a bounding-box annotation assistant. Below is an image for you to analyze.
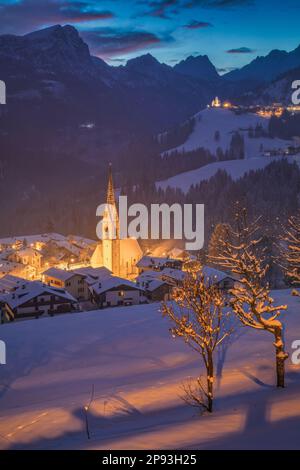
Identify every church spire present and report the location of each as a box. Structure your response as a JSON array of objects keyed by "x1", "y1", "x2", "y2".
[{"x1": 106, "y1": 163, "x2": 116, "y2": 206}]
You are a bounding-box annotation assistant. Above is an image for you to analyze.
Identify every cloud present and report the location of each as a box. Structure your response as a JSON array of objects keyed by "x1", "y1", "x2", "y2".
[
  {"x1": 0, "y1": 0, "x2": 115, "y2": 35},
  {"x1": 137, "y1": 0, "x2": 178, "y2": 19},
  {"x1": 226, "y1": 46, "x2": 255, "y2": 53},
  {"x1": 184, "y1": 0, "x2": 253, "y2": 8},
  {"x1": 184, "y1": 20, "x2": 213, "y2": 28},
  {"x1": 82, "y1": 28, "x2": 174, "y2": 58}
]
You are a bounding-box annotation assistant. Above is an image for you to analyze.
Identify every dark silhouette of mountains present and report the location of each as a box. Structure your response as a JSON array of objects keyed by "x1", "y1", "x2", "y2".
[
  {"x1": 174, "y1": 54, "x2": 220, "y2": 81},
  {"x1": 1, "y1": 24, "x2": 300, "y2": 134},
  {"x1": 224, "y1": 45, "x2": 300, "y2": 85}
]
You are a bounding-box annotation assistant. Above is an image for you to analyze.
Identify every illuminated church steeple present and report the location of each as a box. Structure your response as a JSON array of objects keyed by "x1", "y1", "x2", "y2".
[
  {"x1": 106, "y1": 163, "x2": 117, "y2": 206},
  {"x1": 91, "y1": 164, "x2": 143, "y2": 279},
  {"x1": 102, "y1": 164, "x2": 120, "y2": 275}
]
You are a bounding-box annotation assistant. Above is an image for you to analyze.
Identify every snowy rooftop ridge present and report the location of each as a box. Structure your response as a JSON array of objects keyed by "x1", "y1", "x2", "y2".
[{"x1": 0, "y1": 280, "x2": 77, "y2": 309}]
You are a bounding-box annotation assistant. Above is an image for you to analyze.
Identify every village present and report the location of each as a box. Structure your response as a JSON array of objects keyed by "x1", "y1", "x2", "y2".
[{"x1": 0, "y1": 168, "x2": 235, "y2": 324}]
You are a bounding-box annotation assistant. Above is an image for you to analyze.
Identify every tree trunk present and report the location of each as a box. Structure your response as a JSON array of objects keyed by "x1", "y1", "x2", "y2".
[
  {"x1": 207, "y1": 352, "x2": 214, "y2": 412},
  {"x1": 273, "y1": 326, "x2": 288, "y2": 388}
]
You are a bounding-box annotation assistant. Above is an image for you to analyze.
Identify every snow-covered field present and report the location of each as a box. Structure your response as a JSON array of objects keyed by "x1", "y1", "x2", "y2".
[
  {"x1": 0, "y1": 291, "x2": 300, "y2": 450},
  {"x1": 157, "y1": 107, "x2": 299, "y2": 193},
  {"x1": 157, "y1": 155, "x2": 300, "y2": 194},
  {"x1": 164, "y1": 108, "x2": 291, "y2": 158}
]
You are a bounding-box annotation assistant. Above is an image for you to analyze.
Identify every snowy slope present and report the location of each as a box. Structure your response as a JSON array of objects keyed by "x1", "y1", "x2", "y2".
[
  {"x1": 157, "y1": 155, "x2": 300, "y2": 194},
  {"x1": 0, "y1": 291, "x2": 300, "y2": 450},
  {"x1": 163, "y1": 107, "x2": 291, "y2": 159}
]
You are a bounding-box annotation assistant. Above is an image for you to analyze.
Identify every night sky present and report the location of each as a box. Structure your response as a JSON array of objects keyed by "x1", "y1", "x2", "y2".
[{"x1": 0, "y1": 0, "x2": 299, "y2": 71}]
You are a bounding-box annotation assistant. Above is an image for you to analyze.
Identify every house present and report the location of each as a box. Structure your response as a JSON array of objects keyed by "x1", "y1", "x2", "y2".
[
  {"x1": 135, "y1": 265, "x2": 237, "y2": 302},
  {"x1": 136, "y1": 256, "x2": 183, "y2": 274},
  {"x1": 0, "y1": 260, "x2": 31, "y2": 279},
  {"x1": 90, "y1": 276, "x2": 144, "y2": 308},
  {"x1": 43, "y1": 266, "x2": 112, "y2": 301},
  {"x1": 73, "y1": 267, "x2": 111, "y2": 286},
  {"x1": 136, "y1": 269, "x2": 176, "y2": 301},
  {"x1": 8, "y1": 247, "x2": 43, "y2": 271},
  {"x1": 202, "y1": 266, "x2": 237, "y2": 291},
  {"x1": 142, "y1": 279, "x2": 171, "y2": 302},
  {"x1": 43, "y1": 267, "x2": 89, "y2": 301},
  {"x1": 0, "y1": 281, "x2": 77, "y2": 322}
]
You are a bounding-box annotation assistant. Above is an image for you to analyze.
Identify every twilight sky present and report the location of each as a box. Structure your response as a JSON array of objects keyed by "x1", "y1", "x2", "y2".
[{"x1": 0, "y1": 0, "x2": 299, "y2": 71}]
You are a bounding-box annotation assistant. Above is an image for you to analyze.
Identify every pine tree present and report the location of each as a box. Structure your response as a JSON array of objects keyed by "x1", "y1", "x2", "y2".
[
  {"x1": 209, "y1": 205, "x2": 288, "y2": 387},
  {"x1": 162, "y1": 264, "x2": 232, "y2": 412}
]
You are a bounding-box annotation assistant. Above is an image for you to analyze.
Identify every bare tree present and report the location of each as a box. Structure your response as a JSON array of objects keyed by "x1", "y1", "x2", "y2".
[
  {"x1": 162, "y1": 265, "x2": 232, "y2": 413},
  {"x1": 208, "y1": 223, "x2": 231, "y2": 262},
  {"x1": 281, "y1": 211, "x2": 300, "y2": 286},
  {"x1": 210, "y1": 206, "x2": 288, "y2": 387}
]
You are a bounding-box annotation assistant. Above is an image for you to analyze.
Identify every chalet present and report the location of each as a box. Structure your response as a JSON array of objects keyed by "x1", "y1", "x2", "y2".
[
  {"x1": 136, "y1": 269, "x2": 176, "y2": 301},
  {"x1": 43, "y1": 267, "x2": 89, "y2": 301},
  {"x1": 43, "y1": 266, "x2": 112, "y2": 301},
  {"x1": 142, "y1": 279, "x2": 171, "y2": 302},
  {"x1": 74, "y1": 267, "x2": 111, "y2": 285},
  {"x1": 0, "y1": 281, "x2": 77, "y2": 322},
  {"x1": 136, "y1": 256, "x2": 183, "y2": 274},
  {"x1": 90, "y1": 276, "x2": 144, "y2": 308},
  {"x1": 202, "y1": 266, "x2": 237, "y2": 291},
  {"x1": 135, "y1": 265, "x2": 237, "y2": 302}
]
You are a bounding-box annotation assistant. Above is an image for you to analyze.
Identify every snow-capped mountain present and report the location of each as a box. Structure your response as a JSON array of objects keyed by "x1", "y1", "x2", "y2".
[{"x1": 0, "y1": 25, "x2": 216, "y2": 133}]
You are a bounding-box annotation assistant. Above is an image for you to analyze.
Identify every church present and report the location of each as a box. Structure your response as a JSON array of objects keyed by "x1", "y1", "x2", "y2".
[{"x1": 91, "y1": 166, "x2": 143, "y2": 279}]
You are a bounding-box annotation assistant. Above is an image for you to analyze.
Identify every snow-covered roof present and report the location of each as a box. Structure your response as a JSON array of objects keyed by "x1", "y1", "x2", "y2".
[
  {"x1": 15, "y1": 247, "x2": 42, "y2": 257},
  {"x1": 1, "y1": 281, "x2": 77, "y2": 309},
  {"x1": 138, "y1": 265, "x2": 235, "y2": 286},
  {"x1": 0, "y1": 233, "x2": 66, "y2": 246},
  {"x1": 136, "y1": 270, "x2": 164, "y2": 283},
  {"x1": 0, "y1": 274, "x2": 28, "y2": 293},
  {"x1": 43, "y1": 267, "x2": 82, "y2": 282},
  {"x1": 160, "y1": 268, "x2": 186, "y2": 282},
  {"x1": 0, "y1": 261, "x2": 24, "y2": 275},
  {"x1": 90, "y1": 276, "x2": 143, "y2": 295},
  {"x1": 74, "y1": 267, "x2": 111, "y2": 280},
  {"x1": 67, "y1": 235, "x2": 97, "y2": 248},
  {"x1": 202, "y1": 266, "x2": 236, "y2": 283},
  {"x1": 144, "y1": 279, "x2": 166, "y2": 292},
  {"x1": 50, "y1": 240, "x2": 81, "y2": 256},
  {"x1": 136, "y1": 256, "x2": 179, "y2": 268}
]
